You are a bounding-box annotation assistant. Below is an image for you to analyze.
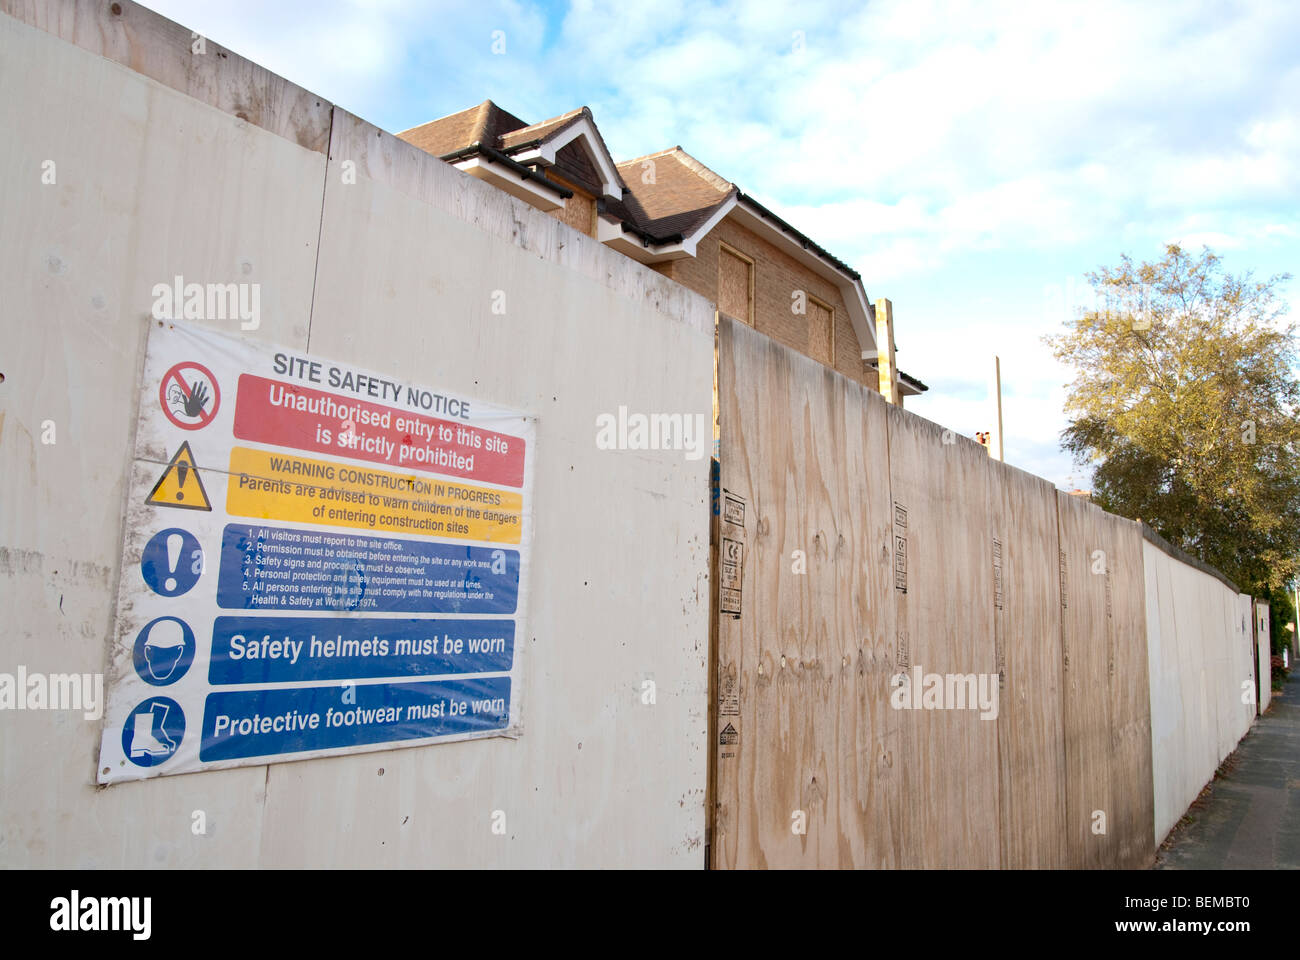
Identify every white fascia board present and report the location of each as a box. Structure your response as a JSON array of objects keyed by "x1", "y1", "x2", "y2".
[
  {"x1": 687, "y1": 194, "x2": 738, "y2": 250},
  {"x1": 507, "y1": 146, "x2": 545, "y2": 165},
  {"x1": 727, "y1": 203, "x2": 877, "y2": 355},
  {"x1": 596, "y1": 195, "x2": 737, "y2": 263},
  {"x1": 511, "y1": 116, "x2": 622, "y2": 200},
  {"x1": 453, "y1": 157, "x2": 565, "y2": 212},
  {"x1": 898, "y1": 378, "x2": 925, "y2": 397},
  {"x1": 596, "y1": 217, "x2": 692, "y2": 263}
]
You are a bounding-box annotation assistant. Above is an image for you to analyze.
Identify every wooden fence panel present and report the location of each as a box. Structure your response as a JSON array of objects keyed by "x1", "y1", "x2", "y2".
[
  {"x1": 716, "y1": 316, "x2": 1159, "y2": 869},
  {"x1": 713, "y1": 315, "x2": 897, "y2": 868},
  {"x1": 885, "y1": 405, "x2": 1001, "y2": 868},
  {"x1": 1103, "y1": 511, "x2": 1155, "y2": 868},
  {"x1": 989, "y1": 463, "x2": 1067, "y2": 868},
  {"x1": 1056, "y1": 492, "x2": 1115, "y2": 867}
]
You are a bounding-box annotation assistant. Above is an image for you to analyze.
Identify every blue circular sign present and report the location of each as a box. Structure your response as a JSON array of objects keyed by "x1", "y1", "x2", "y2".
[
  {"x1": 132, "y1": 616, "x2": 195, "y2": 686},
  {"x1": 122, "y1": 697, "x2": 185, "y2": 767},
  {"x1": 140, "y1": 528, "x2": 203, "y2": 597}
]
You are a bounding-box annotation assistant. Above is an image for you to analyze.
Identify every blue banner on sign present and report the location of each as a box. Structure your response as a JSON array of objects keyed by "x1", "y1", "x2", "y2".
[
  {"x1": 215, "y1": 524, "x2": 520, "y2": 614},
  {"x1": 200, "y1": 677, "x2": 511, "y2": 762},
  {"x1": 208, "y1": 616, "x2": 515, "y2": 684}
]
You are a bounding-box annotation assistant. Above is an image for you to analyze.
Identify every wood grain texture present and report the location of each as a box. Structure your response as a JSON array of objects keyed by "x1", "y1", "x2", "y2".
[
  {"x1": 990, "y1": 462, "x2": 1067, "y2": 868},
  {"x1": 1056, "y1": 494, "x2": 1154, "y2": 868},
  {"x1": 807, "y1": 298, "x2": 833, "y2": 366},
  {"x1": 716, "y1": 316, "x2": 1158, "y2": 868},
  {"x1": 718, "y1": 246, "x2": 753, "y2": 327},
  {"x1": 1102, "y1": 510, "x2": 1155, "y2": 868},
  {"x1": 886, "y1": 404, "x2": 1001, "y2": 868},
  {"x1": 714, "y1": 315, "x2": 897, "y2": 868},
  {"x1": 1056, "y1": 492, "x2": 1115, "y2": 867}
]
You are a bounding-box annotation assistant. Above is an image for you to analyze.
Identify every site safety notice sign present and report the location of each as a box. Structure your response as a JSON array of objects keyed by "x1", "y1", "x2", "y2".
[{"x1": 98, "y1": 319, "x2": 535, "y2": 782}]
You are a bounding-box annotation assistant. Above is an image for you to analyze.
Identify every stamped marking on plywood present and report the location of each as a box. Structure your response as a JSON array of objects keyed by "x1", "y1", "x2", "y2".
[
  {"x1": 1106, "y1": 570, "x2": 1117, "y2": 678},
  {"x1": 719, "y1": 721, "x2": 739, "y2": 759},
  {"x1": 893, "y1": 502, "x2": 908, "y2": 593},
  {"x1": 719, "y1": 671, "x2": 740, "y2": 716},
  {"x1": 721, "y1": 537, "x2": 743, "y2": 617},
  {"x1": 723, "y1": 492, "x2": 746, "y2": 527},
  {"x1": 993, "y1": 538, "x2": 1006, "y2": 685},
  {"x1": 992, "y1": 538, "x2": 1004, "y2": 611},
  {"x1": 1060, "y1": 552, "x2": 1071, "y2": 669}
]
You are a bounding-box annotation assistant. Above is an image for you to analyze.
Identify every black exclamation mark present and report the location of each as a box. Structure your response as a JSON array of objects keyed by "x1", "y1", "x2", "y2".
[{"x1": 176, "y1": 462, "x2": 187, "y2": 502}]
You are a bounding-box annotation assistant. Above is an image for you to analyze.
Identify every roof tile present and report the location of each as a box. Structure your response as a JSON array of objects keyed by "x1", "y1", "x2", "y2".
[{"x1": 613, "y1": 148, "x2": 735, "y2": 239}]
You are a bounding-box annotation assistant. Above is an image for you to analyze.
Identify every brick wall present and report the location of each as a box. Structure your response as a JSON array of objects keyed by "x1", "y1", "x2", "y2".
[{"x1": 664, "y1": 217, "x2": 874, "y2": 389}]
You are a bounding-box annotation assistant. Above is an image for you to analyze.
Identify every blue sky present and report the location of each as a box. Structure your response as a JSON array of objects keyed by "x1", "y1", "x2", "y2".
[{"x1": 145, "y1": 0, "x2": 1300, "y2": 488}]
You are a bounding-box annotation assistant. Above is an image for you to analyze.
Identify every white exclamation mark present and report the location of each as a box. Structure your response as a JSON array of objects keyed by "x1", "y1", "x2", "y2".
[{"x1": 164, "y1": 533, "x2": 182, "y2": 592}]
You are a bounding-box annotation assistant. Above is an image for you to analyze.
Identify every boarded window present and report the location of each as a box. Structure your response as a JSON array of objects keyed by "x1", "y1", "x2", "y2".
[
  {"x1": 550, "y1": 190, "x2": 595, "y2": 237},
  {"x1": 547, "y1": 174, "x2": 597, "y2": 238},
  {"x1": 718, "y1": 245, "x2": 753, "y2": 325},
  {"x1": 808, "y1": 297, "x2": 834, "y2": 365}
]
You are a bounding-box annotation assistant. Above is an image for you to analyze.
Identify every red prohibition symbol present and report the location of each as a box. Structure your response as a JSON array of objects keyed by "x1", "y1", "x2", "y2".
[{"x1": 159, "y1": 361, "x2": 221, "y2": 430}]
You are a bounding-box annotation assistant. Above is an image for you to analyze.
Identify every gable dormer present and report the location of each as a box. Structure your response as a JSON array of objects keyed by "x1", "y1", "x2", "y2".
[{"x1": 501, "y1": 107, "x2": 622, "y2": 201}]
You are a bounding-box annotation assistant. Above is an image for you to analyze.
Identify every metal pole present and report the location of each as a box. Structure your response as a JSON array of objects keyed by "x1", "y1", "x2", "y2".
[{"x1": 989, "y1": 355, "x2": 1004, "y2": 462}]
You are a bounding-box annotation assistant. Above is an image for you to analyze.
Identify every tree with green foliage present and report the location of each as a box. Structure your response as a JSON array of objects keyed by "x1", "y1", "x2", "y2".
[{"x1": 1047, "y1": 244, "x2": 1300, "y2": 596}]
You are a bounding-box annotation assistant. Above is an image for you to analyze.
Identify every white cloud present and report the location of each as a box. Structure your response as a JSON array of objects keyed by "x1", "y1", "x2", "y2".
[{"x1": 1172, "y1": 231, "x2": 1243, "y2": 250}]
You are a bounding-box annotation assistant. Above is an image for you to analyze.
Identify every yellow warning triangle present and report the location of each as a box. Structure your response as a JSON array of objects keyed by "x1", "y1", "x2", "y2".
[{"x1": 146, "y1": 441, "x2": 212, "y2": 512}]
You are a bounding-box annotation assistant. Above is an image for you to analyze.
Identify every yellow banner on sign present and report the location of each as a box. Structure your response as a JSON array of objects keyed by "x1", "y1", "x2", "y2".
[{"x1": 226, "y1": 446, "x2": 522, "y2": 544}]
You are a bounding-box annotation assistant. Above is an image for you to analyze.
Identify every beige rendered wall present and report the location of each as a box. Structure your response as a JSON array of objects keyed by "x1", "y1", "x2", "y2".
[
  {"x1": 0, "y1": 1, "x2": 714, "y2": 868},
  {"x1": 1143, "y1": 541, "x2": 1256, "y2": 845},
  {"x1": 1257, "y1": 601, "x2": 1272, "y2": 715}
]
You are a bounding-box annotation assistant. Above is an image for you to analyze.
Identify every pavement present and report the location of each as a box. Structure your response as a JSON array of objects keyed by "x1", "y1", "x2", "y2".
[{"x1": 1155, "y1": 668, "x2": 1300, "y2": 869}]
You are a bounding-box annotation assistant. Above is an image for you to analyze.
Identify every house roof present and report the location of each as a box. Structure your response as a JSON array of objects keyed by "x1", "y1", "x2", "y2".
[
  {"x1": 398, "y1": 101, "x2": 624, "y2": 198},
  {"x1": 398, "y1": 101, "x2": 926, "y2": 394},
  {"x1": 399, "y1": 100, "x2": 530, "y2": 158},
  {"x1": 499, "y1": 107, "x2": 587, "y2": 151},
  {"x1": 609, "y1": 148, "x2": 736, "y2": 242},
  {"x1": 400, "y1": 105, "x2": 853, "y2": 272},
  {"x1": 899, "y1": 370, "x2": 930, "y2": 393}
]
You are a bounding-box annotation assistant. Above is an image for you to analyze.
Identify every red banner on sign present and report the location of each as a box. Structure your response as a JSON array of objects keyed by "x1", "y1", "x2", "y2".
[{"x1": 232, "y1": 374, "x2": 525, "y2": 488}]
